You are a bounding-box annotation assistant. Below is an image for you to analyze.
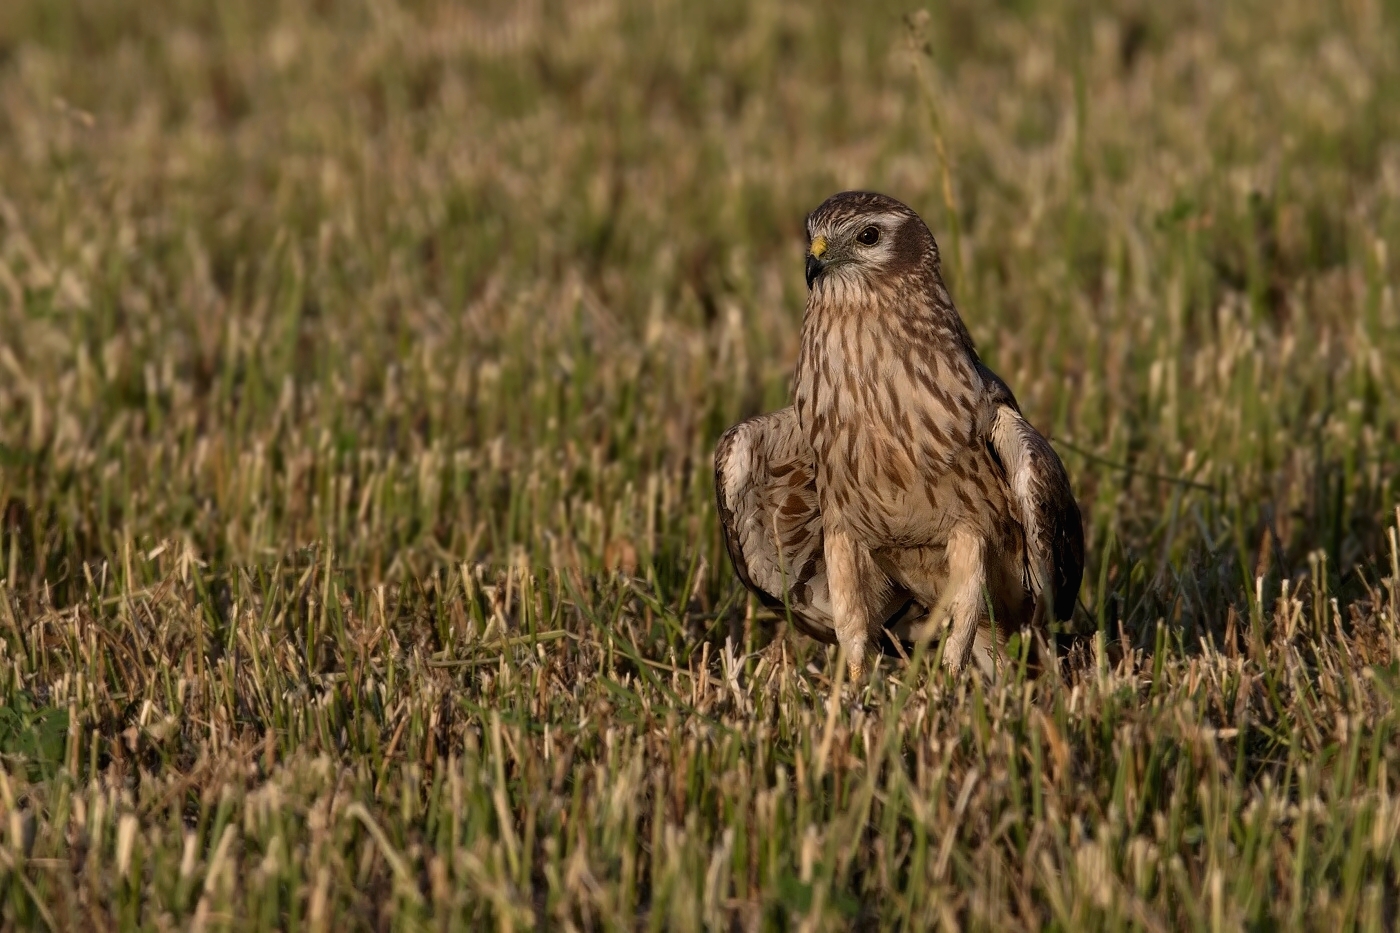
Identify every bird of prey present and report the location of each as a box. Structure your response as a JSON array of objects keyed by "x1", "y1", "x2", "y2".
[{"x1": 715, "y1": 191, "x2": 1084, "y2": 682}]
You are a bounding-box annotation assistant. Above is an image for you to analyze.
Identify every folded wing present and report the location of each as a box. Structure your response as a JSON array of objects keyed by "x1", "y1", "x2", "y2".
[
  {"x1": 714, "y1": 408, "x2": 921, "y2": 645},
  {"x1": 981, "y1": 367, "x2": 1085, "y2": 624}
]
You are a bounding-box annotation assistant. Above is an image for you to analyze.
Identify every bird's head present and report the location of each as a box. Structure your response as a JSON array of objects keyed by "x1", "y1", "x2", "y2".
[{"x1": 803, "y1": 191, "x2": 940, "y2": 295}]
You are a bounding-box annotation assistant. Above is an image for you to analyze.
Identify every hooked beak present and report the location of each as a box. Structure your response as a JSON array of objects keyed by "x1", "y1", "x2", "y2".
[{"x1": 805, "y1": 234, "x2": 828, "y2": 289}]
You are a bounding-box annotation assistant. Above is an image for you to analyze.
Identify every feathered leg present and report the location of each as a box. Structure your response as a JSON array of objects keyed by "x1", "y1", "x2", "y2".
[
  {"x1": 824, "y1": 528, "x2": 870, "y2": 680},
  {"x1": 825, "y1": 527, "x2": 904, "y2": 681},
  {"x1": 923, "y1": 526, "x2": 987, "y2": 675}
]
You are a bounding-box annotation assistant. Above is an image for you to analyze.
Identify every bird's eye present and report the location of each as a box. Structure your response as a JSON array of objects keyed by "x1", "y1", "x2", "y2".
[{"x1": 856, "y1": 226, "x2": 880, "y2": 246}]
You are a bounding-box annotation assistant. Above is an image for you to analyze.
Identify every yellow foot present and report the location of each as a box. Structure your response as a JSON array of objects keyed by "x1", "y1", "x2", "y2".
[{"x1": 846, "y1": 656, "x2": 867, "y2": 683}]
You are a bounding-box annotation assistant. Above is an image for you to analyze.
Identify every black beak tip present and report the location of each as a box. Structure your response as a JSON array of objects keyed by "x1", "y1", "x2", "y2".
[{"x1": 805, "y1": 255, "x2": 823, "y2": 289}]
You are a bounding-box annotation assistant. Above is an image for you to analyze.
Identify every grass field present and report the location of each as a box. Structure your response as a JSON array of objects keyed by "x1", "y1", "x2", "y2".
[{"x1": 1, "y1": 0, "x2": 1399, "y2": 928}]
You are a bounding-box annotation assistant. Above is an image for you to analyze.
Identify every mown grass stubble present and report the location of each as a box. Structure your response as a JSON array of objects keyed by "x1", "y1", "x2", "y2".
[{"x1": 1, "y1": 0, "x2": 1399, "y2": 928}]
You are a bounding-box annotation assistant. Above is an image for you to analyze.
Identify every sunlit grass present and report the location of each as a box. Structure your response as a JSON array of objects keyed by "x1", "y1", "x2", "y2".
[{"x1": 1, "y1": 0, "x2": 1398, "y2": 928}]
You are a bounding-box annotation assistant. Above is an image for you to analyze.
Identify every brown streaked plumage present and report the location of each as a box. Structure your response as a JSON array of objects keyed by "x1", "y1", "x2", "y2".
[{"x1": 715, "y1": 191, "x2": 1084, "y2": 682}]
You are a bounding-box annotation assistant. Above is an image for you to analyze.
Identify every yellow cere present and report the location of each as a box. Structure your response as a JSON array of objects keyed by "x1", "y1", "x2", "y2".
[{"x1": 809, "y1": 235, "x2": 827, "y2": 258}]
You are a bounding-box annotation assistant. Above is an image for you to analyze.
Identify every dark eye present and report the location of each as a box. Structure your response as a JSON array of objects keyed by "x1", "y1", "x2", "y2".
[{"x1": 856, "y1": 225, "x2": 880, "y2": 246}]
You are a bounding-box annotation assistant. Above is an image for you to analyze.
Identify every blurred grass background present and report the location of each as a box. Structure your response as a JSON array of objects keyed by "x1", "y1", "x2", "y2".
[{"x1": 0, "y1": 0, "x2": 1399, "y2": 929}]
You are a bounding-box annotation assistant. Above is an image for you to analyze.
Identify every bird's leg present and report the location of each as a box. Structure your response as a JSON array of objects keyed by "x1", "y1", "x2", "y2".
[
  {"x1": 929, "y1": 526, "x2": 987, "y2": 675},
  {"x1": 824, "y1": 527, "x2": 873, "y2": 682}
]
